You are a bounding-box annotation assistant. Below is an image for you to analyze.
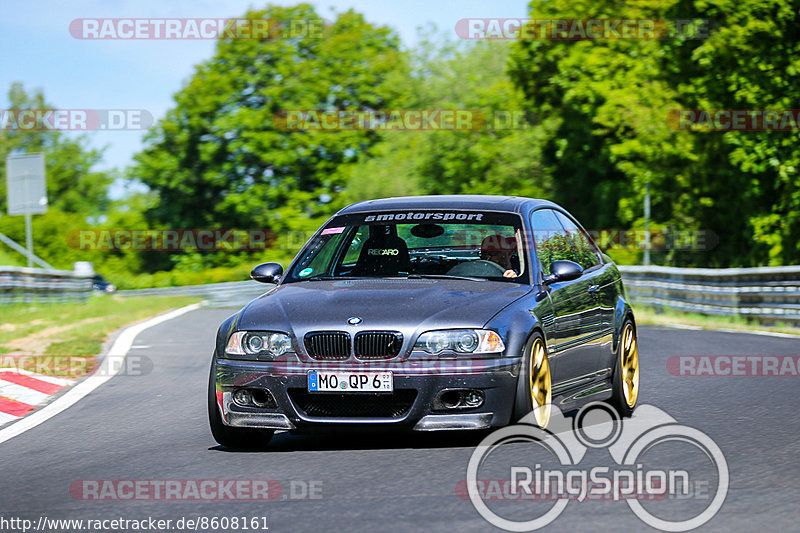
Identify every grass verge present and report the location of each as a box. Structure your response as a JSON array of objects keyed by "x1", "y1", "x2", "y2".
[
  {"x1": 633, "y1": 305, "x2": 800, "y2": 336},
  {"x1": 0, "y1": 294, "x2": 200, "y2": 378}
]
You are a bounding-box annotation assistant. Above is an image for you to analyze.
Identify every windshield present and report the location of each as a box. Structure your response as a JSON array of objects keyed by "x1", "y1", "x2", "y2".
[{"x1": 283, "y1": 210, "x2": 528, "y2": 283}]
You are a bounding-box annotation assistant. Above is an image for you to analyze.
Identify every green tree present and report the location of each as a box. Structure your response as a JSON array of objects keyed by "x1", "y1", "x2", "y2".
[
  {"x1": 340, "y1": 36, "x2": 554, "y2": 204},
  {"x1": 678, "y1": 0, "x2": 800, "y2": 264},
  {"x1": 131, "y1": 4, "x2": 406, "y2": 239},
  {"x1": 510, "y1": 0, "x2": 800, "y2": 266}
]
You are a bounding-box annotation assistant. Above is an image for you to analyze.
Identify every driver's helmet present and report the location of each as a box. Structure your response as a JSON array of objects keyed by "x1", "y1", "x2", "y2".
[{"x1": 480, "y1": 234, "x2": 515, "y2": 262}]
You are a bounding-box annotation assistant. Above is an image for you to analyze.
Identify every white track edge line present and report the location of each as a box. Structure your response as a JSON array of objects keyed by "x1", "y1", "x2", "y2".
[
  {"x1": 0, "y1": 303, "x2": 201, "y2": 446},
  {"x1": 658, "y1": 323, "x2": 800, "y2": 338},
  {"x1": 660, "y1": 323, "x2": 703, "y2": 330}
]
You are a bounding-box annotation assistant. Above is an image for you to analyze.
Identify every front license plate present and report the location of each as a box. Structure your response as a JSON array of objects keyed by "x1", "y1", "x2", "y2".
[{"x1": 307, "y1": 370, "x2": 393, "y2": 392}]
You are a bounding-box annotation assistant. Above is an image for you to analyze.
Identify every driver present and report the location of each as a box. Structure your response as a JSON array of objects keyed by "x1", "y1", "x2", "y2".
[{"x1": 480, "y1": 235, "x2": 519, "y2": 278}]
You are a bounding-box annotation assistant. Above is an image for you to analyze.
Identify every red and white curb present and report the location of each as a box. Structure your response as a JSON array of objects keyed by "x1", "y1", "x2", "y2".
[{"x1": 0, "y1": 369, "x2": 74, "y2": 427}]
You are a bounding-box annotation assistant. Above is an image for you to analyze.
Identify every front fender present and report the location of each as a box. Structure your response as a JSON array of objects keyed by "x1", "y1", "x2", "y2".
[
  {"x1": 484, "y1": 287, "x2": 555, "y2": 360},
  {"x1": 214, "y1": 311, "x2": 242, "y2": 357}
]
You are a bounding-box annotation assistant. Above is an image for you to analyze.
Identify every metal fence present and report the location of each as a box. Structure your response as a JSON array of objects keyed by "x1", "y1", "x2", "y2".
[
  {"x1": 0, "y1": 266, "x2": 93, "y2": 305},
  {"x1": 8, "y1": 263, "x2": 798, "y2": 325},
  {"x1": 117, "y1": 266, "x2": 800, "y2": 323},
  {"x1": 117, "y1": 280, "x2": 268, "y2": 308},
  {"x1": 618, "y1": 265, "x2": 800, "y2": 324}
]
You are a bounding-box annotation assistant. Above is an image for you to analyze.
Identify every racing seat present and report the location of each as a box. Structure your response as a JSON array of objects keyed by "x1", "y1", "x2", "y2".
[{"x1": 352, "y1": 228, "x2": 411, "y2": 277}]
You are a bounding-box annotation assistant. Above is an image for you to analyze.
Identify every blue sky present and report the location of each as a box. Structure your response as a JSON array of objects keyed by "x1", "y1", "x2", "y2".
[{"x1": 1, "y1": 0, "x2": 528, "y2": 195}]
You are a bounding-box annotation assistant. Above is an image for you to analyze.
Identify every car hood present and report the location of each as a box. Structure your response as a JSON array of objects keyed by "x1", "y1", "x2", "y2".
[{"x1": 237, "y1": 278, "x2": 530, "y2": 337}]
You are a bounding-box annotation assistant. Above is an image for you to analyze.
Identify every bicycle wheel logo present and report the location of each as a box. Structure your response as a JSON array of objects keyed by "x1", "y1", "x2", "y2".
[{"x1": 465, "y1": 403, "x2": 728, "y2": 531}]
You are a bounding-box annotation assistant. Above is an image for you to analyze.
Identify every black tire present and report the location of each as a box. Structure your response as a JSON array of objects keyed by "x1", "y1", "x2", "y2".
[
  {"x1": 513, "y1": 332, "x2": 552, "y2": 428},
  {"x1": 609, "y1": 320, "x2": 639, "y2": 417},
  {"x1": 207, "y1": 358, "x2": 274, "y2": 449}
]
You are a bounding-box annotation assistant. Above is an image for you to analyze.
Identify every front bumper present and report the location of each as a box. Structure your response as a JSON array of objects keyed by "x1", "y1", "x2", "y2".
[{"x1": 213, "y1": 356, "x2": 521, "y2": 431}]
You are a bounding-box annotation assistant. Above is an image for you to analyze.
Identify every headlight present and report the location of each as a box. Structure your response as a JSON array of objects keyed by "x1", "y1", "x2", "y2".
[
  {"x1": 414, "y1": 329, "x2": 505, "y2": 355},
  {"x1": 225, "y1": 331, "x2": 292, "y2": 358}
]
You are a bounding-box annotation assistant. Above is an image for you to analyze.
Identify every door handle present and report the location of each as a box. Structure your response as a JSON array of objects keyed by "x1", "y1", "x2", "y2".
[{"x1": 588, "y1": 284, "x2": 600, "y2": 294}]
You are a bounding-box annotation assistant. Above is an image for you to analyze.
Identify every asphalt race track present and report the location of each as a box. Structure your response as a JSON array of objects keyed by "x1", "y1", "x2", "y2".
[{"x1": 0, "y1": 307, "x2": 798, "y2": 532}]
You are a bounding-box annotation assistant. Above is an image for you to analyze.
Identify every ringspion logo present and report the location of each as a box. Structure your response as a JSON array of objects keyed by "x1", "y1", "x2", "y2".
[{"x1": 464, "y1": 403, "x2": 728, "y2": 531}]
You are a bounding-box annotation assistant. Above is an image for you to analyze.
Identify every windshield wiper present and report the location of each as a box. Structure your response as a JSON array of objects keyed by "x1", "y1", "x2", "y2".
[
  {"x1": 306, "y1": 274, "x2": 486, "y2": 282},
  {"x1": 405, "y1": 274, "x2": 487, "y2": 282},
  {"x1": 305, "y1": 275, "x2": 378, "y2": 281}
]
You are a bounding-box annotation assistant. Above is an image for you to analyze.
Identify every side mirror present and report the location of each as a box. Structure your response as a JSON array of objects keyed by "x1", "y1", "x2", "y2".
[
  {"x1": 542, "y1": 260, "x2": 583, "y2": 284},
  {"x1": 250, "y1": 262, "x2": 283, "y2": 284}
]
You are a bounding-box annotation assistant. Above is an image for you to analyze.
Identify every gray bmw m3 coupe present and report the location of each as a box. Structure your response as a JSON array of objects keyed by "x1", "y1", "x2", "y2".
[{"x1": 209, "y1": 195, "x2": 639, "y2": 448}]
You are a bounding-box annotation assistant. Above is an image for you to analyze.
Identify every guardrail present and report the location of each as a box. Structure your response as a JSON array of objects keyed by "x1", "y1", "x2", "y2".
[
  {"x1": 618, "y1": 265, "x2": 800, "y2": 324},
  {"x1": 117, "y1": 279, "x2": 268, "y2": 308},
  {"x1": 0, "y1": 266, "x2": 93, "y2": 305}
]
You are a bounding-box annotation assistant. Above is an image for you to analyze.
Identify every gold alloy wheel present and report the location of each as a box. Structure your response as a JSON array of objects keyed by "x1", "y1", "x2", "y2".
[
  {"x1": 529, "y1": 338, "x2": 552, "y2": 427},
  {"x1": 620, "y1": 324, "x2": 640, "y2": 408}
]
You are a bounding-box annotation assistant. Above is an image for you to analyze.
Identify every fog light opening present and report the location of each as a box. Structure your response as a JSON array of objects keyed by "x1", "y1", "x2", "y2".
[
  {"x1": 462, "y1": 390, "x2": 484, "y2": 408},
  {"x1": 233, "y1": 388, "x2": 253, "y2": 407},
  {"x1": 436, "y1": 389, "x2": 485, "y2": 410},
  {"x1": 440, "y1": 390, "x2": 462, "y2": 409},
  {"x1": 250, "y1": 389, "x2": 275, "y2": 408}
]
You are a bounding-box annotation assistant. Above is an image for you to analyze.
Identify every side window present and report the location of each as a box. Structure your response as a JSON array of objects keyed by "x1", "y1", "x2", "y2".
[
  {"x1": 531, "y1": 209, "x2": 574, "y2": 275},
  {"x1": 554, "y1": 211, "x2": 601, "y2": 271}
]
